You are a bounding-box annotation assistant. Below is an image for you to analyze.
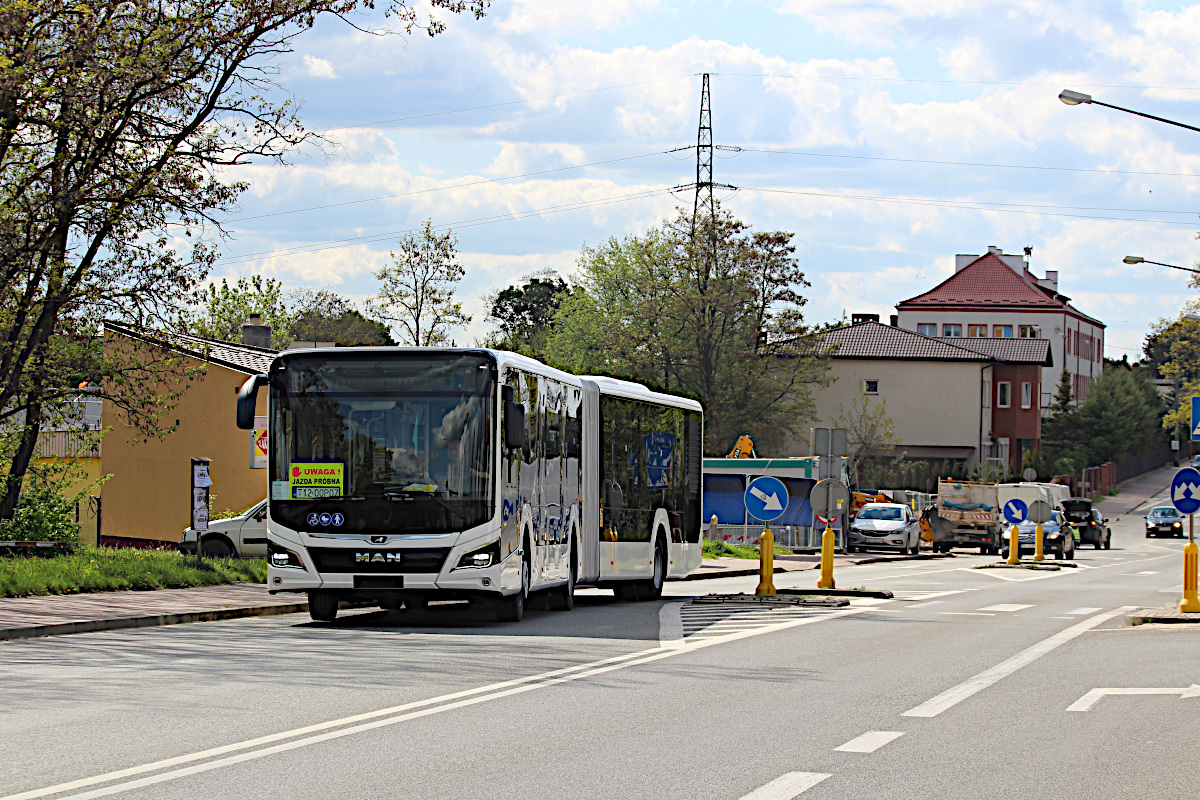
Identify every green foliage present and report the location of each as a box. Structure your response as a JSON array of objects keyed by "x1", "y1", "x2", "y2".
[
  {"x1": 546, "y1": 205, "x2": 831, "y2": 454},
  {"x1": 485, "y1": 272, "x2": 567, "y2": 358},
  {"x1": 0, "y1": 546, "x2": 266, "y2": 598},
  {"x1": 1050, "y1": 368, "x2": 1074, "y2": 413},
  {"x1": 1144, "y1": 314, "x2": 1200, "y2": 383},
  {"x1": 701, "y1": 539, "x2": 791, "y2": 559},
  {"x1": 187, "y1": 275, "x2": 294, "y2": 349},
  {"x1": 0, "y1": 473, "x2": 81, "y2": 545},
  {"x1": 288, "y1": 288, "x2": 395, "y2": 346},
  {"x1": 1042, "y1": 366, "x2": 1166, "y2": 473},
  {"x1": 369, "y1": 220, "x2": 471, "y2": 346},
  {"x1": 834, "y1": 395, "x2": 898, "y2": 485}
]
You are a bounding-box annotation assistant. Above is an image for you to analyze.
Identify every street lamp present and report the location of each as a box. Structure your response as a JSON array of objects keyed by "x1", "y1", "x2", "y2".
[
  {"x1": 1059, "y1": 89, "x2": 1200, "y2": 133},
  {"x1": 1122, "y1": 255, "x2": 1200, "y2": 275}
]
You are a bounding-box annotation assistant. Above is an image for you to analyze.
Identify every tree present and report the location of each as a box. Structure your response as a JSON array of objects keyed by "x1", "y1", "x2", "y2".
[
  {"x1": 289, "y1": 288, "x2": 395, "y2": 346},
  {"x1": 834, "y1": 395, "x2": 899, "y2": 486},
  {"x1": 187, "y1": 276, "x2": 294, "y2": 349},
  {"x1": 0, "y1": 0, "x2": 486, "y2": 521},
  {"x1": 369, "y1": 220, "x2": 471, "y2": 346},
  {"x1": 1050, "y1": 368, "x2": 1074, "y2": 413},
  {"x1": 485, "y1": 271, "x2": 567, "y2": 357},
  {"x1": 1042, "y1": 367, "x2": 1166, "y2": 473},
  {"x1": 547, "y1": 205, "x2": 832, "y2": 454}
]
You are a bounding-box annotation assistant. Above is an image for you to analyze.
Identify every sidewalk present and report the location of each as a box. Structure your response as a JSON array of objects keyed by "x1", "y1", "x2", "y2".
[
  {"x1": 1094, "y1": 463, "x2": 1177, "y2": 518},
  {"x1": 0, "y1": 584, "x2": 305, "y2": 642}
]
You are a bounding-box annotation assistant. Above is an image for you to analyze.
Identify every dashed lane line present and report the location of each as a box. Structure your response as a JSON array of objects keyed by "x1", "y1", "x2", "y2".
[
  {"x1": 834, "y1": 731, "x2": 904, "y2": 753},
  {"x1": 1066, "y1": 607, "x2": 1102, "y2": 615},
  {"x1": 978, "y1": 604, "x2": 1033, "y2": 612},
  {"x1": 940, "y1": 612, "x2": 995, "y2": 616},
  {"x1": 737, "y1": 772, "x2": 832, "y2": 800}
]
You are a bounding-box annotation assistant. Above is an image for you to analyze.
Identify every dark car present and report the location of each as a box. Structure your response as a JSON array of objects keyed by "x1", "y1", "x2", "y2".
[
  {"x1": 1061, "y1": 497, "x2": 1110, "y2": 550},
  {"x1": 1146, "y1": 505, "x2": 1185, "y2": 538},
  {"x1": 1002, "y1": 510, "x2": 1075, "y2": 560}
]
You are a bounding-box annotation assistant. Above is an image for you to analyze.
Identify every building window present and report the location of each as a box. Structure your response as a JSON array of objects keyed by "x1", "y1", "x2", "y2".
[
  {"x1": 1021, "y1": 382, "x2": 1032, "y2": 409},
  {"x1": 943, "y1": 324, "x2": 962, "y2": 337},
  {"x1": 993, "y1": 325, "x2": 1013, "y2": 338},
  {"x1": 997, "y1": 381, "x2": 1011, "y2": 408},
  {"x1": 863, "y1": 379, "x2": 879, "y2": 394},
  {"x1": 917, "y1": 323, "x2": 936, "y2": 336},
  {"x1": 1019, "y1": 325, "x2": 1038, "y2": 338},
  {"x1": 967, "y1": 324, "x2": 988, "y2": 337}
]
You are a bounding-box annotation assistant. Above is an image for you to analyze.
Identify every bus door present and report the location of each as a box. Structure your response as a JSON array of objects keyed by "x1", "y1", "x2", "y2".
[
  {"x1": 520, "y1": 372, "x2": 543, "y2": 581},
  {"x1": 543, "y1": 380, "x2": 568, "y2": 581}
]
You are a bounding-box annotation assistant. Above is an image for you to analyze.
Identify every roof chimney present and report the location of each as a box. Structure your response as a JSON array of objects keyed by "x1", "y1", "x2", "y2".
[
  {"x1": 241, "y1": 314, "x2": 271, "y2": 348},
  {"x1": 1037, "y1": 270, "x2": 1059, "y2": 292},
  {"x1": 851, "y1": 313, "x2": 880, "y2": 325}
]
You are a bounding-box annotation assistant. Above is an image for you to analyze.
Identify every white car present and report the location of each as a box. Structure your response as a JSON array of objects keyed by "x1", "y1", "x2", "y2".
[
  {"x1": 180, "y1": 499, "x2": 268, "y2": 558},
  {"x1": 847, "y1": 502, "x2": 921, "y2": 555}
]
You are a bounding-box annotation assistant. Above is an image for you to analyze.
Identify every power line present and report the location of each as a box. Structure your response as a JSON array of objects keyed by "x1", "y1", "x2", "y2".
[
  {"x1": 317, "y1": 75, "x2": 695, "y2": 133},
  {"x1": 214, "y1": 187, "x2": 674, "y2": 267},
  {"x1": 717, "y1": 73, "x2": 1200, "y2": 91},
  {"x1": 738, "y1": 186, "x2": 1200, "y2": 226},
  {"x1": 227, "y1": 149, "x2": 679, "y2": 223},
  {"x1": 729, "y1": 145, "x2": 1200, "y2": 179}
]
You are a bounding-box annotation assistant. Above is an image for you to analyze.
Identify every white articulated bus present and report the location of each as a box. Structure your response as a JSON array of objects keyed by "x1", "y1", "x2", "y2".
[{"x1": 236, "y1": 348, "x2": 704, "y2": 622}]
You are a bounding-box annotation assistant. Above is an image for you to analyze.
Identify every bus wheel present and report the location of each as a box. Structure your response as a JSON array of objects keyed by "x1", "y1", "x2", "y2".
[
  {"x1": 548, "y1": 556, "x2": 575, "y2": 611},
  {"x1": 646, "y1": 536, "x2": 666, "y2": 600},
  {"x1": 308, "y1": 591, "x2": 338, "y2": 622},
  {"x1": 496, "y1": 550, "x2": 529, "y2": 622}
]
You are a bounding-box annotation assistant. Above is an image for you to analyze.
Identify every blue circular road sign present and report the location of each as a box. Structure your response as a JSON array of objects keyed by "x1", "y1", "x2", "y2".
[
  {"x1": 745, "y1": 476, "x2": 789, "y2": 522},
  {"x1": 1171, "y1": 467, "x2": 1200, "y2": 515},
  {"x1": 1002, "y1": 498, "x2": 1028, "y2": 525}
]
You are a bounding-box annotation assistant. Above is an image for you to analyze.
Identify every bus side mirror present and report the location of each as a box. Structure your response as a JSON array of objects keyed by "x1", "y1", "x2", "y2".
[
  {"x1": 237, "y1": 374, "x2": 267, "y2": 430},
  {"x1": 502, "y1": 386, "x2": 527, "y2": 449}
]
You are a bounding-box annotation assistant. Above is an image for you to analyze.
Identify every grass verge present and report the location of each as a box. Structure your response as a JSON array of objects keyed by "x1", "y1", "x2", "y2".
[
  {"x1": 702, "y1": 539, "x2": 792, "y2": 560},
  {"x1": 0, "y1": 546, "x2": 267, "y2": 598}
]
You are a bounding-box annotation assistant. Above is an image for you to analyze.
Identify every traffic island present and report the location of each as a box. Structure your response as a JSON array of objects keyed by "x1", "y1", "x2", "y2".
[
  {"x1": 1125, "y1": 603, "x2": 1200, "y2": 626},
  {"x1": 776, "y1": 587, "x2": 893, "y2": 599},
  {"x1": 693, "y1": 593, "x2": 850, "y2": 607},
  {"x1": 850, "y1": 553, "x2": 956, "y2": 565},
  {"x1": 973, "y1": 562, "x2": 1077, "y2": 571}
]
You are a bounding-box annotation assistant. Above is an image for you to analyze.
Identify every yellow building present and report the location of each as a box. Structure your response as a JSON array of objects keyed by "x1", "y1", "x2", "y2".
[
  {"x1": 34, "y1": 426, "x2": 103, "y2": 545},
  {"x1": 100, "y1": 323, "x2": 272, "y2": 544}
]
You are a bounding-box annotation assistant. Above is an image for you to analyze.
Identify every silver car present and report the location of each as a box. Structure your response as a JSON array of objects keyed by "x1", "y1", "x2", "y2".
[
  {"x1": 847, "y1": 503, "x2": 922, "y2": 555},
  {"x1": 180, "y1": 499, "x2": 267, "y2": 558}
]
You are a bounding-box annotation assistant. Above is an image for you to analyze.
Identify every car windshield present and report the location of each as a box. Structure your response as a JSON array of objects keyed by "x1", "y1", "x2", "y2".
[
  {"x1": 1149, "y1": 508, "x2": 1178, "y2": 518},
  {"x1": 858, "y1": 506, "x2": 902, "y2": 520}
]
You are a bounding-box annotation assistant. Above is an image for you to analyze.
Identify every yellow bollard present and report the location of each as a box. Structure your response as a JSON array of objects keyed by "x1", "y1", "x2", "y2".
[
  {"x1": 1182, "y1": 513, "x2": 1199, "y2": 613},
  {"x1": 1006, "y1": 525, "x2": 1020, "y2": 564},
  {"x1": 1033, "y1": 523, "x2": 1045, "y2": 562},
  {"x1": 756, "y1": 526, "x2": 776, "y2": 597},
  {"x1": 817, "y1": 524, "x2": 836, "y2": 590}
]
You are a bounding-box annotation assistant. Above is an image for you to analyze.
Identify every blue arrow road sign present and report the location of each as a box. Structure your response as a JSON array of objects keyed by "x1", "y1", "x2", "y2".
[
  {"x1": 1002, "y1": 498, "x2": 1028, "y2": 524},
  {"x1": 1192, "y1": 396, "x2": 1200, "y2": 442},
  {"x1": 745, "y1": 476, "x2": 789, "y2": 522},
  {"x1": 1172, "y1": 468, "x2": 1200, "y2": 515}
]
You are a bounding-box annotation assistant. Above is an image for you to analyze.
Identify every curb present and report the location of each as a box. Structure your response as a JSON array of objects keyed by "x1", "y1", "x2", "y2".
[
  {"x1": 850, "y1": 553, "x2": 956, "y2": 566},
  {"x1": 0, "y1": 602, "x2": 308, "y2": 642},
  {"x1": 1125, "y1": 607, "x2": 1200, "y2": 626},
  {"x1": 677, "y1": 565, "x2": 810, "y2": 581},
  {"x1": 777, "y1": 588, "x2": 894, "y2": 599}
]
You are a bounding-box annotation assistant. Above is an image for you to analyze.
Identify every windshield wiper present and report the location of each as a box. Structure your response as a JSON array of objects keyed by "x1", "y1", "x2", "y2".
[{"x1": 384, "y1": 488, "x2": 467, "y2": 522}]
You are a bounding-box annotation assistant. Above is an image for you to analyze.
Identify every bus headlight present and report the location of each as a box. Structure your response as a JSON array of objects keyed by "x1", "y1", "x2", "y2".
[
  {"x1": 268, "y1": 542, "x2": 305, "y2": 570},
  {"x1": 455, "y1": 539, "x2": 501, "y2": 570}
]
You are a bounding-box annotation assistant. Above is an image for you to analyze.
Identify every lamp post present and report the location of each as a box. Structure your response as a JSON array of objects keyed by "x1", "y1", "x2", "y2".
[
  {"x1": 1121, "y1": 255, "x2": 1200, "y2": 275},
  {"x1": 1059, "y1": 90, "x2": 1200, "y2": 134}
]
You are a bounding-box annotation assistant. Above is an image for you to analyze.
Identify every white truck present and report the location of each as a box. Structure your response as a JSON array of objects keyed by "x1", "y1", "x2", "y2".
[
  {"x1": 996, "y1": 482, "x2": 1069, "y2": 519},
  {"x1": 929, "y1": 479, "x2": 1003, "y2": 554}
]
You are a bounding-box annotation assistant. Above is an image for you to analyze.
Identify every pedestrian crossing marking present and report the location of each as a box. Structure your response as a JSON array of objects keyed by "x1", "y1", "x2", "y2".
[
  {"x1": 978, "y1": 604, "x2": 1033, "y2": 612},
  {"x1": 680, "y1": 603, "x2": 849, "y2": 639},
  {"x1": 1066, "y1": 607, "x2": 1102, "y2": 615}
]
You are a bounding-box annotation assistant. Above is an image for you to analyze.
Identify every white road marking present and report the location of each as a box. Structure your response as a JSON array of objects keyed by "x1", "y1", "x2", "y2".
[
  {"x1": 6, "y1": 606, "x2": 868, "y2": 800},
  {"x1": 658, "y1": 600, "x2": 685, "y2": 647},
  {"x1": 834, "y1": 731, "x2": 904, "y2": 753},
  {"x1": 978, "y1": 604, "x2": 1033, "y2": 612},
  {"x1": 902, "y1": 607, "x2": 1137, "y2": 718},
  {"x1": 940, "y1": 612, "x2": 995, "y2": 616},
  {"x1": 1066, "y1": 607, "x2": 1102, "y2": 615},
  {"x1": 907, "y1": 601, "x2": 944, "y2": 608},
  {"x1": 1136, "y1": 571, "x2": 1159, "y2": 575},
  {"x1": 738, "y1": 772, "x2": 832, "y2": 799},
  {"x1": 1067, "y1": 684, "x2": 1200, "y2": 712}
]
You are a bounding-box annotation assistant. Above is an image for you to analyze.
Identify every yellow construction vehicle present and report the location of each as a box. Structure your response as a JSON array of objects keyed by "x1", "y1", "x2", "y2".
[{"x1": 727, "y1": 435, "x2": 756, "y2": 459}]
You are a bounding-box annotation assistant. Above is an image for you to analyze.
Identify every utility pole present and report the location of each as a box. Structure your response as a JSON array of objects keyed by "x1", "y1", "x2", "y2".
[{"x1": 693, "y1": 73, "x2": 715, "y2": 225}]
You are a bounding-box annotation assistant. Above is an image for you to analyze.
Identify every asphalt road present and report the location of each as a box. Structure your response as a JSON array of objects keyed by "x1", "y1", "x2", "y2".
[{"x1": 2, "y1": 496, "x2": 1197, "y2": 800}]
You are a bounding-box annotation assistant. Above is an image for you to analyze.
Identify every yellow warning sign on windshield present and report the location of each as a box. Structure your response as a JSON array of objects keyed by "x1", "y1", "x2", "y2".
[{"x1": 289, "y1": 463, "x2": 344, "y2": 499}]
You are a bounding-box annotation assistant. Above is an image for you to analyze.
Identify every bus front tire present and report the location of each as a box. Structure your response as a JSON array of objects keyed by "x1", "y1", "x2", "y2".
[
  {"x1": 497, "y1": 547, "x2": 530, "y2": 622},
  {"x1": 308, "y1": 591, "x2": 338, "y2": 622},
  {"x1": 547, "y1": 559, "x2": 575, "y2": 612}
]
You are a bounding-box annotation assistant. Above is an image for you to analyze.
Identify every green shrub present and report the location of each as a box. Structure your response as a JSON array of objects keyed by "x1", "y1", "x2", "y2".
[
  {"x1": 0, "y1": 473, "x2": 80, "y2": 545},
  {"x1": 702, "y1": 539, "x2": 791, "y2": 559}
]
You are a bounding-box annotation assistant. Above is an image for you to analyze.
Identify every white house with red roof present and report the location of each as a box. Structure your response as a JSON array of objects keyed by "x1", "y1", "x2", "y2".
[{"x1": 894, "y1": 246, "x2": 1104, "y2": 410}]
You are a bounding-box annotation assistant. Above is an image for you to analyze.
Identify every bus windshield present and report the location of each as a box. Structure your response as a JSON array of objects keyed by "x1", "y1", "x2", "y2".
[{"x1": 269, "y1": 352, "x2": 494, "y2": 535}]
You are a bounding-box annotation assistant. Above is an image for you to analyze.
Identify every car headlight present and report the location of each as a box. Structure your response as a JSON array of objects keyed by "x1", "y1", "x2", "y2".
[
  {"x1": 455, "y1": 539, "x2": 501, "y2": 570},
  {"x1": 268, "y1": 541, "x2": 305, "y2": 569},
  {"x1": 1174, "y1": 522, "x2": 1183, "y2": 527}
]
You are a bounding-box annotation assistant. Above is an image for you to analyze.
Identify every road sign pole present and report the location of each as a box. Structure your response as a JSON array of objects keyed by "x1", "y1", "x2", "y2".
[
  {"x1": 1183, "y1": 513, "x2": 1200, "y2": 613},
  {"x1": 756, "y1": 526, "x2": 776, "y2": 597},
  {"x1": 1007, "y1": 525, "x2": 1020, "y2": 564}
]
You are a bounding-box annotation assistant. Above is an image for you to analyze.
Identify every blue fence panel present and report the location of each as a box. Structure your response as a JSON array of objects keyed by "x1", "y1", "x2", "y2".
[{"x1": 702, "y1": 474, "x2": 747, "y2": 524}]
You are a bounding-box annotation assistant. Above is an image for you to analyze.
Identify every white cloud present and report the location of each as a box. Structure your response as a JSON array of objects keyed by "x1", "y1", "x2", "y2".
[
  {"x1": 301, "y1": 54, "x2": 338, "y2": 79},
  {"x1": 498, "y1": 0, "x2": 665, "y2": 35}
]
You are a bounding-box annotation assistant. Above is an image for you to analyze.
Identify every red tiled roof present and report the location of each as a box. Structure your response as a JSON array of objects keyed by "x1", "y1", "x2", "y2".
[{"x1": 898, "y1": 252, "x2": 1062, "y2": 309}]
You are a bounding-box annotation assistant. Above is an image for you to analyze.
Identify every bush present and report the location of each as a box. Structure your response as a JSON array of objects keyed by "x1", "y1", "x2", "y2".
[{"x1": 0, "y1": 472, "x2": 80, "y2": 546}]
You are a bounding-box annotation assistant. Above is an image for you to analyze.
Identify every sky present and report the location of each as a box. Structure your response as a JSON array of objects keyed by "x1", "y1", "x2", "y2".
[{"x1": 207, "y1": 0, "x2": 1200, "y2": 357}]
